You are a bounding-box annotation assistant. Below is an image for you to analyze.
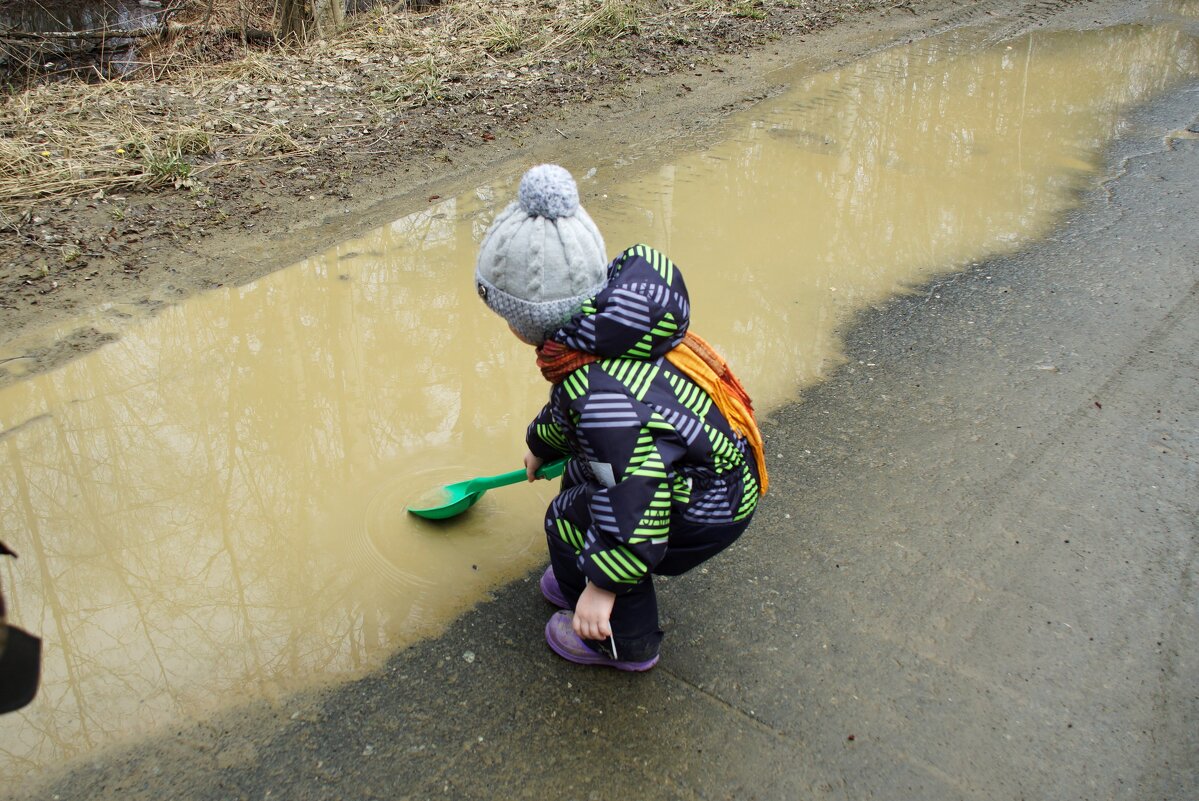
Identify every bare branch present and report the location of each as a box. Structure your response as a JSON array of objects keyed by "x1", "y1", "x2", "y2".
[{"x1": 0, "y1": 21, "x2": 275, "y2": 45}]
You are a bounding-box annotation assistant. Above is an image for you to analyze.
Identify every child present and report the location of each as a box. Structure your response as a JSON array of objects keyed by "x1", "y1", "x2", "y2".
[{"x1": 475, "y1": 164, "x2": 767, "y2": 671}]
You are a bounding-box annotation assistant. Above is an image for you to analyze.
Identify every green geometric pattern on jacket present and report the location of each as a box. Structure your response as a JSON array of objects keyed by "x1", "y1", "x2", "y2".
[{"x1": 527, "y1": 245, "x2": 759, "y2": 593}]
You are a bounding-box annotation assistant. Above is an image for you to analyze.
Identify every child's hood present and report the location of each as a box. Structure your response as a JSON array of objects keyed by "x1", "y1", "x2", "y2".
[{"x1": 553, "y1": 245, "x2": 691, "y2": 360}]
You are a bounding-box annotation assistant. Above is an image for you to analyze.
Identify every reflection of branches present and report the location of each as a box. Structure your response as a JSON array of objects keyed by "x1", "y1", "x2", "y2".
[
  {"x1": 212, "y1": 329, "x2": 267, "y2": 678},
  {"x1": 43, "y1": 374, "x2": 181, "y2": 723},
  {"x1": 387, "y1": 199, "x2": 459, "y2": 255},
  {"x1": 2, "y1": 22, "x2": 1197, "y2": 784},
  {"x1": 0, "y1": 157, "x2": 533, "y2": 778},
  {"x1": 4, "y1": 435, "x2": 94, "y2": 751}
]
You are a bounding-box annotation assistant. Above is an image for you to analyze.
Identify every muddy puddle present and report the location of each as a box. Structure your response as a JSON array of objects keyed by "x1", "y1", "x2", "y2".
[{"x1": 2, "y1": 13, "x2": 1197, "y2": 784}]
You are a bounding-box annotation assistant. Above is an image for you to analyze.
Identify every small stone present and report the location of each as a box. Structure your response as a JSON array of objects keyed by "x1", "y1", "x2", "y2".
[{"x1": 462, "y1": 650, "x2": 476, "y2": 664}]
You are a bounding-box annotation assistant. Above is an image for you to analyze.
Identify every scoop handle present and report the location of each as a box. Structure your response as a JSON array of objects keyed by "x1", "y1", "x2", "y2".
[
  {"x1": 472, "y1": 457, "x2": 568, "y2": 491},
  {"x1": 536, "y1": 457, "x2": 569, "y2": 480}
]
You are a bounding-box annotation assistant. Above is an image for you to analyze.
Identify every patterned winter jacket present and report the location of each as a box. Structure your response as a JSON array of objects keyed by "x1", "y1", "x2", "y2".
[{"x1": 526, "y1": 245, "x2": 760, "y2": 594}]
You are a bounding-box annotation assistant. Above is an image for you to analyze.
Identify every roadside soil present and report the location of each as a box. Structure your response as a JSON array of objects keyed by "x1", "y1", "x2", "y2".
[{"x1": 0, "y1": 0, "x2": 1093, "y2": 386}]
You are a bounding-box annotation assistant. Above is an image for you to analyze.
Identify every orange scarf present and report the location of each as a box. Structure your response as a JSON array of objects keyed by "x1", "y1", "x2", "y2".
[
  {"x1": 536, "y1": 333, "x2": 769, "y2": 494},
  {"x1": 536, "y1": 340, "x2": 598, "y2": 382}
]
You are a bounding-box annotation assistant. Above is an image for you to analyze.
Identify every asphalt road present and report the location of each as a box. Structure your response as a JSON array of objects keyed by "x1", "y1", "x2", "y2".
[{"x1": 16, "y1": 58, "x2": 1198, "y2": 801}]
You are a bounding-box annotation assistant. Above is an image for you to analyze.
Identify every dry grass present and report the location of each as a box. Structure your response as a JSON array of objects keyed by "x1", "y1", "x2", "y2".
[
  {"x1": 0, "y1": 0, "x2": 804, "y2": 226},
  {"x1": 480, "y1": 14, "x2": 526, "y2": 54},
  {"x1": 1, "y1": 78, "x2": 283, "y2": 214},
  {"x1": 572, "y1": 0, "x2": 644, "y2": 41}
]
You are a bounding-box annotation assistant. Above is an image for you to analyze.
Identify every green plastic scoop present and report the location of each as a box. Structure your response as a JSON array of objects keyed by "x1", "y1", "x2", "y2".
[{"x1": 407, "y1": 458, "x2": 568, "y2": 520}]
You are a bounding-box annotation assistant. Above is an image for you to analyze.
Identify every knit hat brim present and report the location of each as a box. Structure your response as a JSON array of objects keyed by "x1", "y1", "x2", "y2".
[{"x1": 476, "y1": 274, "x2": 603, "y2": 345}]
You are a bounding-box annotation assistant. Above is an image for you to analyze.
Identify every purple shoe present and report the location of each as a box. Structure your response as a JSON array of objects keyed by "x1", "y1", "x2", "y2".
[
  {"x1": 544, "y1": 610, "x2": 659, "y2": 672},
  {"x1": 539, "y1": 566, "x2": 570, "y2": 609}
]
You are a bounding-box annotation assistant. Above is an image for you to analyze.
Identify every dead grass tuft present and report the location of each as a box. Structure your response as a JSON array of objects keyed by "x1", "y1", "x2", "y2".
[
  {"x1": 572, "y1": 0, "x2": 643, "y2": 41},
  {"x1": 0, "y1": 0, "x2": 836, "y2": 225},
  {"x1": 480, "y1": 14, "x2": 527, "y2": 54}
]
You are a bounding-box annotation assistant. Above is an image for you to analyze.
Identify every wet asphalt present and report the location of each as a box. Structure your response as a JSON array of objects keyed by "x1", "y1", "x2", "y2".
[{"x1": 15, "y1": 65, "x2": 1199, "y2": 801}]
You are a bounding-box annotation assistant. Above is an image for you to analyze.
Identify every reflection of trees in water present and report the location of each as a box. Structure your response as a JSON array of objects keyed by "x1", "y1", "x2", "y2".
[
  {"x1": 3, "y1": 22, "x2": 1196, "y2": 782},
  {"x1": 0, "y1": 192, "x2": 545, "y2": 780},
  {"x1": 4, "y1": 434, "x2": 96, "y2": 768},
  {"x1": 622, "y1": 24, "x2": 1196, "y2": 407}
]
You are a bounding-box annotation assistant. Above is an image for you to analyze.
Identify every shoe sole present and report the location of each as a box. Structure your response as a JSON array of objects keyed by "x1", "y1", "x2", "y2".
[
  {"x1": 544, "y1": 613, "x2": 659, "y2": 672},
  {"x1": 539, "y1": 569, "x2": 570, "y2": 609}
]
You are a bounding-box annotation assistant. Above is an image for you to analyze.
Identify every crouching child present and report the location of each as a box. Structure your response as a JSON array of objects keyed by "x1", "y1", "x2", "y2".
[{"x1": 474, "y1": 164, "x2": 768, "y2": 671}]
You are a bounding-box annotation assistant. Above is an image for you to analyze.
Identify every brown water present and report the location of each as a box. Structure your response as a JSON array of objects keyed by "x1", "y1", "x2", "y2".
[{"x1": 2, "y1": 15, "x2": 1197, "y2": 783}]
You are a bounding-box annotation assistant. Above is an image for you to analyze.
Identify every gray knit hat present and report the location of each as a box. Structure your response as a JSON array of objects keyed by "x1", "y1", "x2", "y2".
[{"x1": 475, "y1": 164, "x2": 608, "y2": 345}]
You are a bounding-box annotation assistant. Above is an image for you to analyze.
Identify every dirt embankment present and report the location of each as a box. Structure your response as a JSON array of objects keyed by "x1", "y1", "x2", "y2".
[{"x1": 0, "y1": 0, "x2": 1082, "y2": 386}]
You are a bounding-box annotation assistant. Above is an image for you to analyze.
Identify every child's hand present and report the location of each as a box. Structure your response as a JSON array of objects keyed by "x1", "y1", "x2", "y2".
[
  {"x1": 573, "y1": 583, "x2": 616, "y2": 641},
  {"x1": 523, "y1": 451, "x2": 544, "y2": 482}
]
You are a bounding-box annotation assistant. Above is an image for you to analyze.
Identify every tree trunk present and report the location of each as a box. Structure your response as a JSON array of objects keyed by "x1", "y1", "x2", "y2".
[
  {"x1": 312, "y1": 0, "x2": 344, "y2": 37},
  {"x1": 277, "y1": 0, "x2": 343, "y2": 42},
  {"x1": 278, "y1": 0, "x2": 309, "y2": 42}
]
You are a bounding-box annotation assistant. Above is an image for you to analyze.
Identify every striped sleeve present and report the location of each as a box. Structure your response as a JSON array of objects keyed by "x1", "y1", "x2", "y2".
[{"x1": 526, "y1": 400, "x2": 570, "y2": 460}]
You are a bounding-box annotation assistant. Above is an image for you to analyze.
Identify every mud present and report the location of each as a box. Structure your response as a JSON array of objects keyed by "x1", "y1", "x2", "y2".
[
  {"x1": 0, "y1": 0, "x2": 1125, "y2": 386},
  {"x1": 4, "y1": 9, "x2": 1195, "y2": 781},
  {"x1": 4, "y1": 0, "x2": 1194, "y2": 796},
  {"x1": 5, "y1": 34, "x2": 1196, "y2": 801}
]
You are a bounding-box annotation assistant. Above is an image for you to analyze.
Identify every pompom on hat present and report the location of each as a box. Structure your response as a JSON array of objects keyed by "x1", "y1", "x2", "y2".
[{"x1": 475, "y1": 164, "x2": 607, "y2": 345}]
